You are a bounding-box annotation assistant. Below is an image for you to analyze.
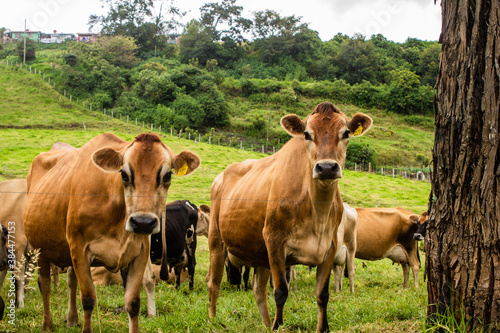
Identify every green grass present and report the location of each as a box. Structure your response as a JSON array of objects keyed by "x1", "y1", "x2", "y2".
[
  {"x1": 0, "y1": 62, "x2": 432, "y2": 331},
  {"x1": 1, "y1": 238, "x2": 428, "y2": 333}
]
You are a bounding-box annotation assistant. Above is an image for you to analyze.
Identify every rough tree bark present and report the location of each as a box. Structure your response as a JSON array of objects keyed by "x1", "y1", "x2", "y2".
[{"x1": 427, "y1": 0, "x2": 500, "y2": 331}]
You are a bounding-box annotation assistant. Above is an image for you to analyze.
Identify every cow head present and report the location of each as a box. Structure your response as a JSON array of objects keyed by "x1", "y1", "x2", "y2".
[
  {"x1": 281, "y1": 102, "x2": 372, "y2": 180},
  {"x1": 92, "y1": 133, "x2": 201, "y2": 235},
  {"x1": 413, "y1": 211, "x2": 428, "y2": 241},
  {"x1": 197, "y1": 204, "x2": 210, "y2": 238}
]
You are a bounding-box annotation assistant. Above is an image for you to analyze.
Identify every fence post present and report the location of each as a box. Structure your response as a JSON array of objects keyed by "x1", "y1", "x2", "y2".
[
  {"x1": 70, "y1": 95, "x2": 72, "y2": 102},
  {"x1": 136, "y1": 119, "x2": 138, "y2": 126},
  {"x1": 170, "y1": 127, "x2": 172, "y2": 136},
  {"x1": 159, "y1": 125, "x2": 161, "y2": 133},
  {"x1": 218, "y1": 138, "x2": 220, "y2": 145},
  {"x1": 209, "y1": 137, "x2": 211, "y2": 144},
  {"x1": 368, "y1": 162, "x2": 372, "y2": 173},
  {"x1": 111, "y1": 110, "x2": 113, "y2": 119},
  {"x1": 240, "y1": 141, "x2": 242, "y2": 150},
  {"x1": 90, "y1": 104, "x2": 92, "y2": 112},
  {"x1": 273, "y1": 146, "x2": 275, "y2": 154},
  {"x1": 262, "y1": 145, "x2": 264, "y2": 153},
  {"x1": 392, "y1": 168, "x2": 395, "y2": 178},
  {"x1": 151, "y1": 124, "x2": 153, "y2": 131},
  {"x1": 127, "y1": 115, "x2": 129, "y2": 123}
]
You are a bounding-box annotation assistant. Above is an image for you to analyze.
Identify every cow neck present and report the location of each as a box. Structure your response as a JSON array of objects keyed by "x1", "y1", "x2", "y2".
[{"x1": 279, "y1": 137, "x2": 340, "y2": 226}]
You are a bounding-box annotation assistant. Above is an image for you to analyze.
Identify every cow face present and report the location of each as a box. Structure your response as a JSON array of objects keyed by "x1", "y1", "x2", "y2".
[
  {"x1": 92, "y1": 133, "x2": 201, "y2": 235},
  {"x1": 281, "y1": 102, "x2": 372, "y2": 181},
  {"x1": 413, "y1": 211, "x2": 428, "y2": 241},
  {"x1": 196, "y1": 204, "x2": 210, "y2": 238}
]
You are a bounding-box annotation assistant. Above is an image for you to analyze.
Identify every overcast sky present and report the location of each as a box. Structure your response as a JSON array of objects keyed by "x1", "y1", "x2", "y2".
[{"x1": 2, "y1": 0, "x2": 442, "y2": 43}]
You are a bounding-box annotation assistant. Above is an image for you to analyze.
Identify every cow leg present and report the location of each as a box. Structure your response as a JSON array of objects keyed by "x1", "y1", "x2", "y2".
[
  {"x1": 242, "y1": 266, "x2": 250, "y2": 291},
  {"x1": 315, "y1": 246, "x2": 335, "y2": 333},
  {"x1": 207, "y1": 232, "x2": 226, "y2": 320},
  {"x1": 174, "y1": 267, "x2": 181, "y2": 290},
  {"x1": 38, "y1": 256, "x2": 54, "y2": 332},
  {"x1": 401, "y1": 263, "x2": 410, "y2": 288},
  {"x1": 142, "y1": 260, "x2": 156, "y2": 317},
  {"x1": 188, "y1": 253, "x2": 195, "y2": 290},
  {"x1": 346, "y1": 247, "x2": 356, "y2": 293},
  {"x1": 268, "y1": 261, "x2": 288, "y2": 330},
  {"x1": 51, "y1": 264, "x2": 60, "y2": 288},
  {"x1": 70, "y1": 249, "x2": 96, "y2": 333},
  {"x1": 66, "y1": 266, "x2": 79, "y2": 327},
  {"x1": 333, "y1": 264, "x2": 343, "y2": 293},
  {"x1": 15, "y1": 238, "x2": 28, "y2": 308},
  {"x1": 125, "y1": 246, "x2": 149, "y2": 333},
  {"x1": 252, "y1": 267, "x2": 271, "y2": 327}
]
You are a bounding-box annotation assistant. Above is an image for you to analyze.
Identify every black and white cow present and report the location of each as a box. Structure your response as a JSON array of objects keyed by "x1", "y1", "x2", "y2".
[{"x1": 152, "y1": 200, "x2": 199, "y2": 290}]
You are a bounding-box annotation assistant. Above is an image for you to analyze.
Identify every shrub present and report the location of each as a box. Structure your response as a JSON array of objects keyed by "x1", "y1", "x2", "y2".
[
  {"x1": 346, "y1": 141, "x2": 377, "y2": 169},
  {"x1": 63, "y1": 53, "x2": 78, "y2": 67},
  {"x1": 171, "y1": 93, "x2": 204, "y2": 129}
]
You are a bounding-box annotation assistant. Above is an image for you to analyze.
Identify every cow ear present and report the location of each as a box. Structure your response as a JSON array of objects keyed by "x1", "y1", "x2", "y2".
[
  {"x1": 172, "y1": 151, "x2": 201, "y2": 176},
  {"x1": 92, "y1": 147, "x2": 123, "y2": 173},
  {"x1": 199, "y1": 204, "x2": 210, "y2": 214},
  {"x1": 409, "y1": 215, "x2": 419, "y2": 224},
  {"x1": 281, "y1": 114, "x2": 306, "y2": 137},
  {"x1": 348, "y1": 113, "x2": 373, "y2": 137}
]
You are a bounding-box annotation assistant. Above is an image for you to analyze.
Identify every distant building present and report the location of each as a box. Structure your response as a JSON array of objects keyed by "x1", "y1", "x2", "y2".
[
  {"x1": 41, "y1": 32, "x2": 75, "y2": 44},
  {"x1": 77, "y1": 33, "x2": 100, "y2": 43},
  {"x1": 167, "y1": 34, "x2": 181, "y2": 44},
  {"x1": 5, "y1": 30, "x2": 41, "y2": 43}
]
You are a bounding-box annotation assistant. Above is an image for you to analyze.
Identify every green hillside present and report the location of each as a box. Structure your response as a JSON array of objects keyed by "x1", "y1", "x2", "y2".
[{"x1": 0, "y1": 63, "x2": 431, "y2": 213}]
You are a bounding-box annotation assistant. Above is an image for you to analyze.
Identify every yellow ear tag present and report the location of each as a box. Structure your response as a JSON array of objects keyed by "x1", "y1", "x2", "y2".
[
  {"x1": 177, "y1": 162, "x2": 188, "y2": 176},
  {"x1": 354, "y1": 123, "x2": 363, "y2": 136}
]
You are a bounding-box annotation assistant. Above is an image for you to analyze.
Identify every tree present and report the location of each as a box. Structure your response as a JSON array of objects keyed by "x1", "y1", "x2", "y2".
[
  {"x1": 332, "y1": 35, "x2": 382, "y2": 84},
  {"x1": 16, "y1": 38, "x2": 36, "y2": 61},
  {"x1": 427, "y1": 0, "x2": 500, "y2": 331},
  {"x1": 199, "y1": 0, "x2": 251, "y2": 43},
  {"x1": 94, "y1": 35, "x2": 139, "y2": 68}
]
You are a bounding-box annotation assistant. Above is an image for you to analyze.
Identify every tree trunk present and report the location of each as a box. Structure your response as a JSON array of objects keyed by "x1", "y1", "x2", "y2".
[{"x1": 427, "y1": 0, "x2": 500, "y2": 331}]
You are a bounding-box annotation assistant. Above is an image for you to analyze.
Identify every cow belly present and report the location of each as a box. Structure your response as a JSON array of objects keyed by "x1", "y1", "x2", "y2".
[{"x1": 386, "y1": 245, "x2": 409, "y2": 264}]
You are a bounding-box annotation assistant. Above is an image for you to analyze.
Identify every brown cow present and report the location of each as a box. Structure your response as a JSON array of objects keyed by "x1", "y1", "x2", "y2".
[
  {"x1": 355, "y1": 207, "x2": 420, "y2": 288},
  {"x1": 23, "y1": 132, "x2": 200, "y2": 333},
  {"x1": 207, "y1": 102, "x2": 372, "y2": 332},
  {"x1": 332, "y1": 203, "x2": 358, "y2": 293},
  {"x1": 0, "y1": 179, "x2": 64, "y2": 308},
  {"x1": 0, "y1": 179, "x2": 29, "y2": 308}
]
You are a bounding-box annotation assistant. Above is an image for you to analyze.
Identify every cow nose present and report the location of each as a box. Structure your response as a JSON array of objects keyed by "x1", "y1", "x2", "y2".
[
  {"x1": 129, "y1": 215, "x2": 158, "y2": 235},
  {"x1": 413, "y1": 233, "x2": 424, "y2": 241},
  {"x1": 314, "y1": 161, "x2": 342, "y2": 179}
]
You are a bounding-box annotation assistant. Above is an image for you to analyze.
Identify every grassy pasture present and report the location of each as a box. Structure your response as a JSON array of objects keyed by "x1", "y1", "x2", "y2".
[
  {"x1": 0, "y1": 63, "x2": 433, "y2": 331},
  {"x1": 2, "y1": 238, "x2": 428, "y2": 333}
]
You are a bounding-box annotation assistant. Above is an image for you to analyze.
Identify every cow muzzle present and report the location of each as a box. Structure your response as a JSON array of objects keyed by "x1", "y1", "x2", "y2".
[
  {"x1": 413, "y1": 233, "x2": 425, "y2": 241},
  {"x1": 126, "y1": 213, "x2": 160, "y2": 235},
  {"x1": 313, "y1": 160, "x2": 342, "y2": 180}
]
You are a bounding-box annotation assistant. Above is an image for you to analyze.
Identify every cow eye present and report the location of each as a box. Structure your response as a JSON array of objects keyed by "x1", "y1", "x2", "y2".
[
  {"x1": 162, "y1": 171, "x2": 172, "y2": 183},
  {"x1": 304, "y1": 131, "x2": 312, "y2": 141},
  {"x1": 342, "y1": 130, "x2": 350, "y2": 140},
  {"x1": 120, "y1": 170, "x2": 130, "y2": 183}
]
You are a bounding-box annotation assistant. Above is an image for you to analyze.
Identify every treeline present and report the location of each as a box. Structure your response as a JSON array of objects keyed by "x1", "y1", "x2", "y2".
[{"x1": 1, "y1": 0, "x2": 439, "y2": 136}]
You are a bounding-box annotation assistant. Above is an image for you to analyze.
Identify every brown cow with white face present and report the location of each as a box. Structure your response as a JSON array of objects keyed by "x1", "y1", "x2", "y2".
[
  {"x1": 207, "y1": 102, "x2": 372, "y2": 332},
  {"x1": 23, "y1": 133, "x2": 200, "y2": 333}
]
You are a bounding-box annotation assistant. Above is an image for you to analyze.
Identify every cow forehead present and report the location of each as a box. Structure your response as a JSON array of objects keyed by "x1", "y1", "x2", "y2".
[
  {"x1": 306, "y1": 112, "x2": 347, "y2": 134},
  {"x1": 124, "y1": 141, "x2": 172, "y2": 172}
]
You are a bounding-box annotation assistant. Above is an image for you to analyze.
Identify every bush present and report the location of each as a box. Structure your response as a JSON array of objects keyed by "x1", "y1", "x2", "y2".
[
  {"x1": 171, "y1": 94, "x2": 204, "y2": 129},
  {"x1": 90, "y1": 92, "x2": 113, "y2": 110},
  {"x1": 63, "y1": 53, "x2": 78, "y2": 66},
  {"x1": 346, "y1": 141, "x2": 377, "y2": 169}
]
